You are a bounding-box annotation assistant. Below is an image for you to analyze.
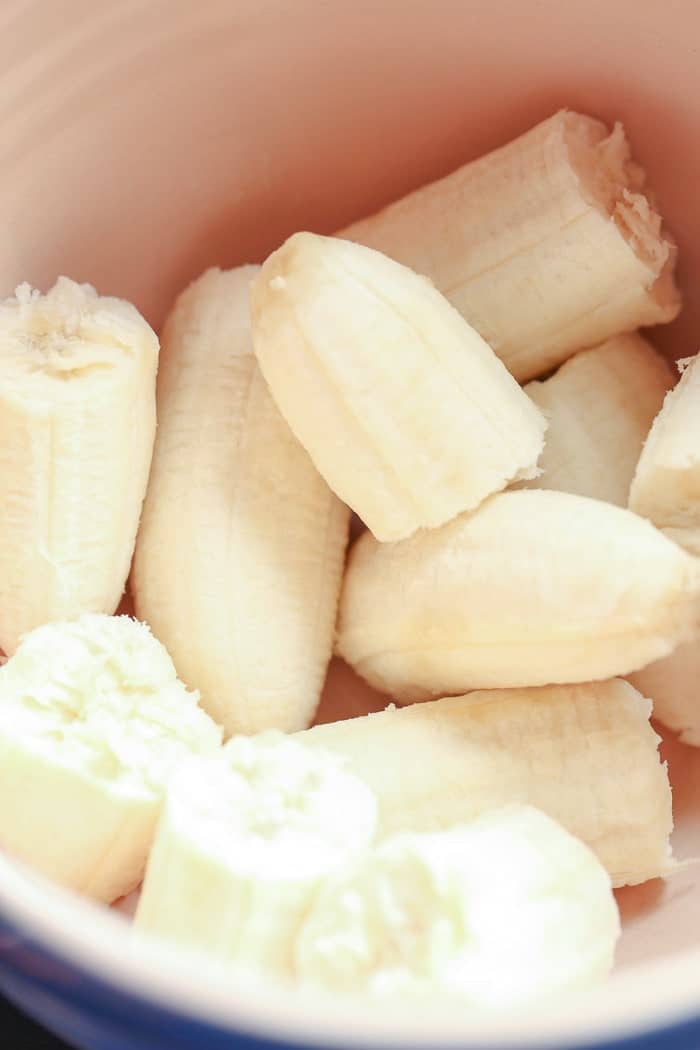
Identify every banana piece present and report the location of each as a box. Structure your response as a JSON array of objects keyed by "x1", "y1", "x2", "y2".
[
  {"x1": 337, "y1": 489, "x2": 700, "y2": 702},
  {"x1": 629, "y1": 353, "x2": 700, "y2": 555},
  {"x1": 513, "y1": 338, "x2": 688, "y2": 746},
  {"x1": 0, "y1": 278, "x2": 158, "y2": 656},
  {"x1": 340, "y1": 110, "x2": 679, "y2": 382},
  {"x1": 296, "y1": 805, "x2": 620, "y2": 1005},
  {"x1": 521, "y1": 334, "x2": 672, "y2": 506},
  {"x1": 628, "y1": 640, "x2": 700, "y2": 746},
  {"x1": 135, "y1": 732, "x2": 377, "y2": 976},
  {"x1": 299, "y1": 680, "x2": 673, "y2": 887},
  {"x1": 132, "y1": 267, "x2": 350, "y2": 737},
  {"x1": 251, "y1": 233, "x2": 546, "y2": 542},
  {"x1": 0, "y1": 615, "x2": 221, "y2": 903}
]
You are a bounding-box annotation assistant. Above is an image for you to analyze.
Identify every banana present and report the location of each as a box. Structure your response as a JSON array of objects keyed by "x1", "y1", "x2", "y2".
[
  {"x1": 337, "y1": 489, "x2": 700, "y2": 702},
  {"x1": 134, "y1": 732, "x2": 377, "y2": 976},
  {"x1": 296, "y1": 805, "x2": 620, "y2": 1005},
  {"x1": 519, "y1": 340, "x2": 700, "y2": 748},
  {"x1": 629, "y1": 353, "x2": 700, "y2": 556},
  {"x1": 0, "y1": 615, "x2": 221, "y2": 903},
  {"x1": 251, "y1": 233, "x2": 546, "y2": 542},
  {"x1": 132, "y1": 266, "x2": 350, "y2": 737},
  {"x1": 0, "y1": 278, "x2": 158, "y2": 656},
  {"x1": 628, "y1": 640, "x2": 700, "y2": 746},
  {"x1": 299, "y1": 680, "x2": 673, "y2": 887},
  {"x1": 340, "y1": 110, "x2": 680, "y2": 382},
  {"x1": 521, "y1": 334, "x2": 673, "y2": 506}
]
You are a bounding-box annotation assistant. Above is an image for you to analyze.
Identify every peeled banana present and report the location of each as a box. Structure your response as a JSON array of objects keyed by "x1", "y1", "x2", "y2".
[
  {"x1": 0, "y1": 615, "x2": 221, "y2": 903},
  {"x1": 251, "y1": 233, "x2": 546, "y2": 542},
  {"x1": 132, "y1": 267, "x2": 350, "y2": 737},
  {"x1": 628, "y1": 640, "x2": 700, "y2": 746},
  {"x1": 296, "y1": 805, "x2": 620, "y2": 1005},
  {"x1": 299, "y1": 679, "x2": 673, "y2": 887},
  {"x1": 0, "y1": 278, "x2": 158, "y2": 656},
  {"x1": 135, "y1": 733, "x2": 377, "y2": 975},
  {"x1": 520, "y1": 340, "x2": 700, "y2": 748},
  {"x1": 337, "y1": 489, "x2": 700, "y2": 702},
  {"x1": 341, "y1": 110, "x2": 680, "y2": 382},
  {"x1": 521, "y1": 334, "x2": 672, "y2": 506},
  {"x1": 629, "y1": 353, "x2": 700, "y2": 555}
]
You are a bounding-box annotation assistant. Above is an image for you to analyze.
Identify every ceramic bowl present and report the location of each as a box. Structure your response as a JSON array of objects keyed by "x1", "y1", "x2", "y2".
[{"x1": 1, "y1": 2, "x2": 700, "y2": 1047}]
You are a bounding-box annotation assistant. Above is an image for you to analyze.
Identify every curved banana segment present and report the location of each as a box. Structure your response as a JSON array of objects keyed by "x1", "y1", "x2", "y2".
[
  {"x1": 629, "y1": 353, "x2": 700, "y2": 556},
  {"x1": 341, "y1": 110, "x2": 679, "y2": 382},
  {"x1": 296, "y1": 806, "x2": 620, "y2": 1006},
  {"x1": 521, "y1": 333, "x2": 672, "y2": 506},
  {"x1": 251, "y1": 233, "x2": 546, "y2": 542},
  {"x1": 337, "y1": 489, "x2": 700, "y2": 702},
  {"x1": 298, "y1": 679, "x2": 673, "y2": 887},
  {"x1": 132, "y1": 266, "x2": 350, "y2": 737},
  {"x1": 628, "y1": 639, "x2": 700, "y2": 747},
  {"x1": 135, "y1": 733, "x2": 377, "y2": 976},
  {"x1": 0, "y1": 278, "x2": 158, "y2": 655},
  {"x1": 0, "y1": 615, "x2": 221, "y2": 903}
]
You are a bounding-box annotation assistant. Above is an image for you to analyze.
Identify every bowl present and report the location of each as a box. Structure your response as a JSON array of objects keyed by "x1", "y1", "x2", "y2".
[{"x1": 2, "y1": 1, "x2": 700, "y2": 1047}]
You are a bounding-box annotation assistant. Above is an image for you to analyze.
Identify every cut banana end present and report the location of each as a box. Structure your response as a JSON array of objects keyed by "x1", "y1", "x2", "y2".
[
  {"x1": 135, "y1": 733, "x2": 377, "y2": 976},
  {"x1": 520, "y1": 333, "x2": 673, "y2": 506},
  {"x1": 629, "y1": 353, "x2": 700, "y2": 556},
  {"x1": 340, "y1": 110, "x2": 679, "y2": 382},
  {"x1": 296, "y1": 805, "x2": 620, "y2": 1006},
  {"x1": 0, "y1": 615, "x2": 221, "y2": 903},
  {"x1": 628, "y1": 639, "x2": 700, "y2": 746},
  {"x1": 298, "y1": 680, "x2": 673, "y2": 887},
  {"x1": 337, "y1": 489, "x2": 700, "y2": 702},
  {"x1": 0, "y1": 278, "x2": 159, "y2": 656},
  {"x1": 251, "y1": 233, "x2": 546, "y2": 542},
  {"x1": 132, "y1": 266, "x2": 350, "y2": 737}
]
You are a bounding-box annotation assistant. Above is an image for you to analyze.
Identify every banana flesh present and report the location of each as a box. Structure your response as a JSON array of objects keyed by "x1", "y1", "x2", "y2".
[
  {"x1": 521, "y1": 333, "x2": 672, "y2": 506},
  {"x1": 298, "y1": 679, "x2": 673, "y2": 887},
  {"x1": 132, "y1": 267, "x2": 350, "y2": 737},
  {"x1": 0, "y1": 615, "x2": 221, "y2": 903},
  {"x1": 0, "y1": 278, "x2": 158, "y2": 656},
  {"x1": 513, "y1": 336, "x2": 700, "y2": 747},
  {"x1": 341, "y1": 110, "x2": 679, "y2": 381},
  {"x1": 134, "y1": 732, "x2": 377, "y2": 975},
  {"x1": 296, "y1": 805, "x2": 620, "y2": 1005},
  {"x1": 629, "y1": 353, "x2": 700, "y2": 556},
  {"x1": 0, "y1": 102, "x2": 687, "y2": 1008},
  {"x1": 628, "y1": 640, "x2": 700, "y2": 746},
  {"x1": 251, "y1": 233, "x2": 546, "y2": 542},
  {"x1": 337, "y1": 489, "x2": 700, "y2": 701}
]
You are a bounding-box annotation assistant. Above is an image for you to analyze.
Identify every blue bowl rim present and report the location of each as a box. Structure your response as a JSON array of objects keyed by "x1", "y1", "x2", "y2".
[{"x1": 1, "y1": 852, "x2": 700, "y2": 1049}]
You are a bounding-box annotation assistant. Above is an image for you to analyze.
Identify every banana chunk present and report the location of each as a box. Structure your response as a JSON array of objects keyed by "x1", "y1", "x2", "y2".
[
  {"x1": 628, "y1": 639, "x2": 700, "y2": 746},
  {"x1": 522, "y1": 334, "x2": 672, "y2": 506},
  {"x1": 299, "y1": 680, "x2": 673, "y2": 887},
  {"x1": 296, "y1": 805, "x2": 620, "y2": 1006},
  {"x1": 629, "y1": 353, "x2": 700, "y2": 555},
  {"x1": 341, "y1": 110, "x2": 679, "y2": 381},
  {"x1": 135, "y1": 733, "x2": 377, "y2": 975},
  {"x1": 251, "y1": 233, "x2": 546, "y2": 542},
  {"x1": 0, "y1": 278, "x2": 158, "y2": 656},
  {"x1": 337, "y1": 489, "x2": 700, "y2": 701},
  {"x1": 0, "y1": 615, "x2": 221, "y2": 903},
  {"x1": 132, "y1": 267, "x2": 350, "y2": 737}
]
